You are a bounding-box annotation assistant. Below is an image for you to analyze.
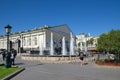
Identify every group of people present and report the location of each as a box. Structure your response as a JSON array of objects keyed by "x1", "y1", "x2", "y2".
[{"x1": 1, "y1": 49, "x2": 17, "y2": 65}]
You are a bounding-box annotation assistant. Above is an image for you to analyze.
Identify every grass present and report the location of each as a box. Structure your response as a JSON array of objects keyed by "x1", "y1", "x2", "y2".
[{"x1": 0, "y1": 64, "x2": 21, "y2": 80}]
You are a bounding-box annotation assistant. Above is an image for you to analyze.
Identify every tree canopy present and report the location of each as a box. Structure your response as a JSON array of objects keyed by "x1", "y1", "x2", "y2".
[
  {"x1": 87, "y1": 38, "x2": 94, "y2": 46},
  {"x1": 97, "y1": 29, "x2": 120, "y2": 53}
]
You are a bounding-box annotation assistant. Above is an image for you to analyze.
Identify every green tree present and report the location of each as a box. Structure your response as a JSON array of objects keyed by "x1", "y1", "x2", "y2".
[
  {"x1": 82, "y1": 42, "x2": 85, "y2": 46},
  {"x1": 78, "y1": 42, "x2": 85, "y2": 46},
  {"x1": 87, "y1": 38, "x2": 94, "y2": 46},
  {"x1": 97, "y1": 29, "x2": 120, "y2": 62},
  {"x1": 78, "y1": 42, "x2": 80, "y2": 47},
  {"x1": 97, "y1": 29, "x2": 120, "y2": 53}
]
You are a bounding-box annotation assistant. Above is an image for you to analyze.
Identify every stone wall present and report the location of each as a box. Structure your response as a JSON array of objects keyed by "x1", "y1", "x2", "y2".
[{"x1": 21, "y1": 55, "x2": 80, "y2": 64}]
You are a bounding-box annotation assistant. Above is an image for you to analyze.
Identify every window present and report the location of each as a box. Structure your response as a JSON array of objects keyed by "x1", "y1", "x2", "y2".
[
  {"x1": 34, "y1": 37, "x2": 37, "y2": 45},
  {"x1": 28, "y1": 37, "x2": 31, "y2": 46},
  {"x1": 23, "y1": 37, "x2": 26, "y2": 46}
]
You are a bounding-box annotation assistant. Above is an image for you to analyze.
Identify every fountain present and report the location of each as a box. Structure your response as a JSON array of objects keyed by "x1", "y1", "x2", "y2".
[
  {"x1": 84, "y1": 38, "x2": 87, "y2": 54},
  {"x1": 39, "y1": 43, "x2": 43, "y2": 55},
  {"x1": 21, "y1": 32, "x2": 79, "y2": 64},
  {"x1": 50, "y1": 32, "x2": 54, "y2": 55},
  {"x1": 70, "y1": 32, "x2": 74, "y2": 55},
  {"x1": 62, "y1": 37, "x2": 66, "y2": 55}
]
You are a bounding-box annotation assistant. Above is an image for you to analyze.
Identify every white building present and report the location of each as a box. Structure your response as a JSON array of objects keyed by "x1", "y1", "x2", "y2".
[
  {"x1": 76, "y1": 33, "x2": 99, "y2": 52},
  {"x1": 0, "y1": 24, "x2": 74, "y2": 55}
]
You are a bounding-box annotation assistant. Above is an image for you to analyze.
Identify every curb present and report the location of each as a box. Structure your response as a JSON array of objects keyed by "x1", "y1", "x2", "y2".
[
  {"x1": 95, "y1": 64, "x2": 120, "y2": 68},
  {"x1": 2, "y1": 67, "x2": 25, "y2": 80}
]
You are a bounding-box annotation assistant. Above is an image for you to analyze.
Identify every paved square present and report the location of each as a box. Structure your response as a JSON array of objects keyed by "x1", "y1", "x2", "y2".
[{"x1": 1, "y1": 55, "x2": 120, "y2": 80}]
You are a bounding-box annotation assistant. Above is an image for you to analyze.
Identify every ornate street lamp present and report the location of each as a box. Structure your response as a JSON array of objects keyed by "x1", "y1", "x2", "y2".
[{"x1": 5, "y1": 25, "x2": 12, "y2": 68}]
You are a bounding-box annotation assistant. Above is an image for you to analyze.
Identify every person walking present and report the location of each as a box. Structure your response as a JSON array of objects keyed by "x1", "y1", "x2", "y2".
[
  {"x1": 13, "y1": 50, "x2": 17, "y2": 59},
  {"x1": 11, "y1": 51, "x2": 15, "y2": 65},
  {"x1": 10, "y1": 49, "x2": 17, "y2": 65},
  {"x1": 2, "y1": 50, "x2": 6, "y2": 61},
  {"x1": 79, "y1": 52, "x2": 84, "y2": 66}
]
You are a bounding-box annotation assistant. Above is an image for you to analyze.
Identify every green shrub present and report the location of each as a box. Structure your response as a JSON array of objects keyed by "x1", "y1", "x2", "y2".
[
  {"x1": 104, "y1": 59, "x2": 115, "y2": 63},
  {"x1": 96, "y1": 59, "x2": 104, "y2": 63}
]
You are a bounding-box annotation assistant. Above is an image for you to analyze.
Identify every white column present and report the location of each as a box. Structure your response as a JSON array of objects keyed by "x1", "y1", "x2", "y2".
[
  {"x1": 44, "y1": 32, "x2": 46, "y2": 48},
  {"x1": 31, "y1": 35, "x2": 32, "y2": 49},
  {"x1": 21, "y1": 35, "x2": 23, "y2": 48},
  {"x1": 80, "y1": 42, "x2": 82, "y2": 51},
  {"x1": 37, "y1": 34, "x2": 39, "y2": 47},
  {"x1": 26, "y1": 36, "x2": 28, "y2": 48}
]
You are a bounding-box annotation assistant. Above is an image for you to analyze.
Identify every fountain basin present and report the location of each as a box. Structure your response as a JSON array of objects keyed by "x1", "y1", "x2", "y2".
[{"x1": 21, "y1": 54, "x2": 80, "y2": 64}]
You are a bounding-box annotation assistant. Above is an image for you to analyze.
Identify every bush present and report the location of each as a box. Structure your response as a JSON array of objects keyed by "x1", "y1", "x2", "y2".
[
  {"x1": 104, "y1": 59, "x2": 115, "y2": 63},
  {"x1": 96, "y1": 59, "x2": 104, "y2": 63}
]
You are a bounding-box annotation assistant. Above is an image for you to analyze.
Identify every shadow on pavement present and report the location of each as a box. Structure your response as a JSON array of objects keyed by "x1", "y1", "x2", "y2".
[
  {"x1": 84, "y1": 62, "x2": 88, "y2": 65},
  {"x1": 15, "y1": 63, "x2": 25, "y2": 66}
]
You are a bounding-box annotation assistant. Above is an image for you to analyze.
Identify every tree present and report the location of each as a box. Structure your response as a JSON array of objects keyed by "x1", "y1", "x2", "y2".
[
  {"x1": 87, "y1": 38, "x2": 94, "y2": 46},
  {"x1": 82, "y1": 42, "x2": 84, "y2": 46},
  {"x1": 77, "y1": 42, "x2": 85, "y2": 47},
  {"x1": 97, "y1": 29, "x2": 120, "y2": 62},
  {"x1": 78, "y1": 42, "x2": 80, "y2": 47},
  {"x1": 97, "y1": 29, "x2": 120, "y2": 53}
]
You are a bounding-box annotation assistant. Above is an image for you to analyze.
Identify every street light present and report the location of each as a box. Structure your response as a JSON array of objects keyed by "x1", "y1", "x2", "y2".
[{"x1": 5, "y1": 25, "x2": 12, "y2": 68}]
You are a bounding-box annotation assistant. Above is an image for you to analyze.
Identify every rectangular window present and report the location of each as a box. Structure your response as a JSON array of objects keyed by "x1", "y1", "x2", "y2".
[
  {"x1": 34, "y1": 37, "x2": 37, "y2": 45},
  {"x1": 28, "y1": 37, "x2": 31, "y2": 46}
]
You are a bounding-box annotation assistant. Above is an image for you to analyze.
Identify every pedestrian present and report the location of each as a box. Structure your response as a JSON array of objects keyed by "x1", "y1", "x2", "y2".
[
  {"x1": 10, "y1": 51, "x2": 15, "y2": 65},
  {"x1": 77, "y1": 48, "x2": 81, "y2": 55},
  {"x1": 10, "y1": 50, "x2": 17, "y2": 65},
  {"x1": 2, "y1": 50, "x2": 6, "y2": 61},
  {"x1": 13, "y1": 50, "x2": 17, "y2": 59},
  {"x1": 79, "y1": 52, "x2": 84, "y2": 66}
]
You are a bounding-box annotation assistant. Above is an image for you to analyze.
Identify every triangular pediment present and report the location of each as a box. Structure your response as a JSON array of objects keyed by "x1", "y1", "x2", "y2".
[{"x1": 49, "y1": 24, "x2": 72, "y2": 34}]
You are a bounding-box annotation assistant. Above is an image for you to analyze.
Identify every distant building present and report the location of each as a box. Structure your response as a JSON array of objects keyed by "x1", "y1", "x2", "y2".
[
  {"x1": 0, "y1": 24, "x2": 74, "y2": 55},
  {"x1": 76, "y1": 33, "x2": 99, "y2": 52}
]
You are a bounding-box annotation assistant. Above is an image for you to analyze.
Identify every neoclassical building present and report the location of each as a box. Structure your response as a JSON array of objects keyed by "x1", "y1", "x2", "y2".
[
  {"x1": 76, "y1": 33, "x2": 99, "y2": 52},
  {"x1": 0, "y1": 24, "x2": 73, "y2": 55}
]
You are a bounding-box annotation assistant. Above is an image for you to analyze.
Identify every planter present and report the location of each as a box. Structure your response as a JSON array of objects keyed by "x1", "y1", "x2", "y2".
[{"x1": 96, "y1": 62, "x2": 120, "y2": 66}]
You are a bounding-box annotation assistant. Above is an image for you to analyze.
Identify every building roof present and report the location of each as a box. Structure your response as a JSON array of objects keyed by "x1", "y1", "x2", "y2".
[{"x1": 0, "y1": 24, "x2": 72, "y2": 37}]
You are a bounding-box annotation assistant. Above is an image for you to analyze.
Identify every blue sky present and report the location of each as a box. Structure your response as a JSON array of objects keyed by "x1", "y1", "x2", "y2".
[{"x1": 0, "y1": 0, "x2": 120, "y2": 36}]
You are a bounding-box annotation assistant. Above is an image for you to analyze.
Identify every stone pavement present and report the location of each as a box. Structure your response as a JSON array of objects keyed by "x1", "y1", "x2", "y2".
[{"x1": 1, "y1": 54, "x2": 120, "y2": 80}]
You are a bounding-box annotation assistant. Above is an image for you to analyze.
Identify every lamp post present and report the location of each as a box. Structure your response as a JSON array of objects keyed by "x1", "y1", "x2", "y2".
[{"x1": 5, "y1": 25, "x2": 12, "y2": 68}]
